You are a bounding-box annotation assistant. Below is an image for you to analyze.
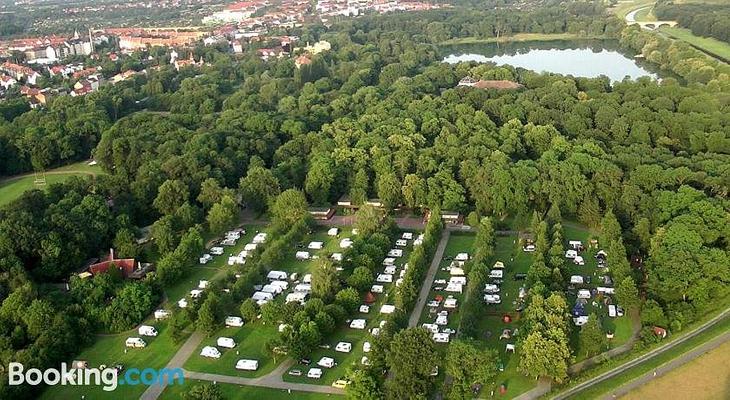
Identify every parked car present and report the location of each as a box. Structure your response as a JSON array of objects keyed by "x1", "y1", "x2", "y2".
[
  {"x1": 513, "y1": 273, "x2": 527, "y2": 280},
  {"x1": 289, "y1": 369, "x2": 302, "y2": 376}
]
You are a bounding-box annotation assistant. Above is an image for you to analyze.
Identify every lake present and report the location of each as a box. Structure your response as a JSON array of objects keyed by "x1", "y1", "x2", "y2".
[{"x1": 441, "y1": 40, "x2": 661, "y2": 82}]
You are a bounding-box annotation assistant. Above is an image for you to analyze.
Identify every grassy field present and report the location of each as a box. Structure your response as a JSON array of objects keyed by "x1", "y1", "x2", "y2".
[
  {"x1": 439, "y1": 32, "x2": 606, "y2": 46},
  {"x1": 621, "y1": 340, "x2": 730, "y2": 400},
  {"x1": 160, "y1": 379, "x2": 342, "y2": 399},
  {"x1": 40, "y1": 318, "x2": 190, "y2": 400},
  {"x1": 564, "y1": 313, "x2": 730, "y2": 399},
  {"x1": 184, "y1": 322, "x2": 281, "y2": 378},
  {"x1": 0, "y1": 160, "x2": 103, "y2": 206},
  {"x1": 660, "y1": 27, "x2": 730, "y2": 61},
  {"x1": 283, "y1": 228, "x2": 420, "y2": 386}
]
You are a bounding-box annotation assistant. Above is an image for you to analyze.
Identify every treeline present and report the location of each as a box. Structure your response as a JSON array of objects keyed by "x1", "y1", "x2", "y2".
[
  {"x1": 620, "y1": 25, "x2": 730, "y2": 85},
  {"x1": 655, "y1": 1, "x2": 730, "y2": 44},
  {"x1": 395, "y1": 208, "x2": 443, "y2": 310},
  {"x1": 459, "y1": 217, "x2": 496, "y2": 338},
  {"x1": 0, "y1": 79, "x2": 142, "y2": 176}
]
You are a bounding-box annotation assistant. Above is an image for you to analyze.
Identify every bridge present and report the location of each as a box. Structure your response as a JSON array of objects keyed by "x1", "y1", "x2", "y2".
[{"x1": 628, "y1": 20, "x2": 678, "y2": 30}]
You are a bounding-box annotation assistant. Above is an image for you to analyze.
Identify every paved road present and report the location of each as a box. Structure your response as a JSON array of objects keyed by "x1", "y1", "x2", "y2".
[
  {"x1": 140, "y1": 331, "x2": 206, "y2": 400},
  {"x1": 408, "y1": 230, "x2": 450, "y2": 328},
  {"x1": 602, "y1": 329, "x2": 730, "y2": 399},
  {"x1": 625, "y1": 5, "x2": 652, "y2": 23},
  {"x1": 553, "y1": 306, "x2": 730, "y2": 399},
  {"x1": 185, "y1": 362, "x2": 344, "y2": 395}
]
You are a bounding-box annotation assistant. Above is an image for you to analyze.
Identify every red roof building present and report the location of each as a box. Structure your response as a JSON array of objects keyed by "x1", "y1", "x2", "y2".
[{"x1": 88, "y1": 249, "x2": 137, "y2": 277}]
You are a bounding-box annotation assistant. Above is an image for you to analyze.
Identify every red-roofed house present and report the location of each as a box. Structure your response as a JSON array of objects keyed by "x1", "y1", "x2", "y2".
[
  {"x1": 0, "y1": 75, "x2": 17, "y2": 90},
  {"x1": 295, "y1": 54, "x2": 312, "y2": 69},
  {"x1": 88, "y1": 249, "x2": 151, "y2": 279}
]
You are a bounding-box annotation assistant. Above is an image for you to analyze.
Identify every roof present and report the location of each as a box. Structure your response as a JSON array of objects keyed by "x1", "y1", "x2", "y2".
[{"x1": 472, "y1": 80, "x2": 523, "y2": 90}]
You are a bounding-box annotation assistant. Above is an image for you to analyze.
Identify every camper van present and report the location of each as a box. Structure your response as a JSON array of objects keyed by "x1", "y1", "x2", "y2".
[
  {"x1": 210, "y1": 246, "x2": 224, "y2": 255},
  {"x1": 387, "y1": 249, "x2": 403, "y2": 258},
  {"x1": 435, "y1": 315, "x2": 448, "y2": 325},
  {"x1": 225, "y1": 316, "x2": 244, "y2": 327},
  {"x1": 295, "y1": 251, "x2": 311, "y2": 260},
  {"x1": 402, "y1": 232, "x2": 414, "y2": 240},
  {"x1": 339, "y1": 238, "x2": 353, "y2": 248},
  {"x1": 570, "y1": 275, "x2": 584, "y2": 285},
  {"x1": 483, "y1": 294, "x2": 501, "y2": 304},
  {"x1": 376, "y1": 274, "x2": 393, "y2": 283},
  {"x1": 327, "y1": 227, "x2": 339, "y2": 236},
  {"x1": 608, "y1": 305, "x2": 617, "y2": 318},
  {"x1": 307, "y1": 368, "x2": 323, "y2": 379},
  {"x1": 317, "y1": 357, "x2": 336, "y2": 368},
  {"x1": 217, "y1": 337, "x2": 236, "y2": 348},
  {"x1": 308, "y1": 241, "x2": 324, "y2": 250},
  {"x1": 154, "y1": 309, "x2": 171, "y2": 320},
  {"x1": 380, "y1": 304, "x2": 396, "y2": 314},
  {"x1": 125, "y1": 337, "x2": 146, "y2": 348},
  {"x1": 433, "y1": 332, "x2": 450, "y2": 343},
  {"x1": 422, "y1": 323, "x2": 439, "y2": 334},
  {"x1": 484, "y1": 284, "x2": 500, "y2": 293},
  {"x1": 138, "y1": 325, "x2": 158, "y2": 337},
  {"x1": 235, "y1": 359, "x2": 259, "y2": 371},
  {"x1": 565, "y1": 249, "x2": 578, "y2": 259},
  {"x1": 489, "y1": 269, "x2": 504, "y2": 279},
  {"x1": 371, "y1": 285, "x2": 384, "y2": 293},
  {"x1": 199, "y1": 254, "x2": 212, "y2": 264},
  {"x1": 200, "y1": 346, "x2": 221, "y2": 359},
  {"x1": 350, "y1": 319, "x2": 366, "y2": 329},
  {"x1": 335, "y1": 342, "x2": 352, "y2": 353},
  {"x1": 363, "y1": 341, "x2": 371, "y2": 352},
  {"x1": 577, "y1": 289, "x2": 592, "y2": 299}
]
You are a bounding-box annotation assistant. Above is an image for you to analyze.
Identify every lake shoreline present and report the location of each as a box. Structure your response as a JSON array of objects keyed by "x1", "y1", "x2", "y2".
[{"x1": 439, "y1": 33, "x2": 610, "y2": 46}]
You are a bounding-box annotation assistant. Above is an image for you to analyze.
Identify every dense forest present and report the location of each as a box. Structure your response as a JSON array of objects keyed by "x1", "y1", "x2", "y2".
[
  {"x1": 655, "y1": 1, "x2": 730, "y2": 44},
  {"x1": 0, "y1": 2, "x2": 728, "y2": 398}
]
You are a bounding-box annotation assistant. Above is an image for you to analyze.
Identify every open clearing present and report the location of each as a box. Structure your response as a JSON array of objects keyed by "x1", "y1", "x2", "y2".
[
  {"x1": 0, "y1": 160, "x2": 103, "y2": 206},
  {"x1": 620, "y1": 340, "x2": 730, "y2": 400}
]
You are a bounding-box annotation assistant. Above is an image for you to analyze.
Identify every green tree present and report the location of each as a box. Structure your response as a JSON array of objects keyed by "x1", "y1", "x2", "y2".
[
  {"x1": 183, "y1": 382, "x2": 224, "y2": 400},
  {"x1": 578, "y1": 314, "x2": 607, "y2": 358},
  {"x1": 347, "y1": 266, "x2": 374, "y2": 291},
  {"x1": 346, "y1": 369, "x2": 382, "y2": 400},
  {"x1": 518, "y1": 330, "x2": 571, "y2": 383},
  {"x1": 270, "y1": 189, "x2": 309, "y2": 230},
  {"x1": 446, "y1": 340, "x2": 498, "y2": 400},
  {"x1": 197, "y1": 293, "x2": 222, "y2": 334},
  {"x1": 239, "y1": 166, "x2": 280, "y2": 212},
  {"x1": 197, "y1": 178, "x2": 224, "y2": 209},
  {"x1": 154, "y1": 179, "x2": 190, "y2": 215},
  {"x1": 312, "y1": 260, "x2": 340, "y2": 302},
  {"x1": 240, "y1": 298, "x2": 258, "y2": 322},
  {"x1": 335, "y1": 287, "x2": 360, "y2": 314},
  {"x1": 207, "y1": 195, "x2": 238, "y2": 236},
  {"x1": 113, "y1": 228, "x2": 138, "y2": 258},
  {"x1": 386, "y1": 328, "x2": 438, "y2": 399},
  {"x1": 616, "y1": 277, "x2": 640, "y2": 310},
  {"x1": 353, "y1": 205, "x2": 381, "y2": 237}
]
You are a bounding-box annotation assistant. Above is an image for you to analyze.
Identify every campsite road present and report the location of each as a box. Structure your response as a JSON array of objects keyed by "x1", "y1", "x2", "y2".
[
  {"x1": 408, "y1": 229, "x2": 450, "y2": 328},
  {"x1": 553, "y1": 306, "x2": 730, "y2": 399},
  {"x1": 139, "y1": 331, "x2": 205, "y2": 400}
]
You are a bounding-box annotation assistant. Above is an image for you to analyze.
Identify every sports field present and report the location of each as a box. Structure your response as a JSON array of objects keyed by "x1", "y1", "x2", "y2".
[{"x1": 0, "y1": 161, "x2": 103, "y2": 206}]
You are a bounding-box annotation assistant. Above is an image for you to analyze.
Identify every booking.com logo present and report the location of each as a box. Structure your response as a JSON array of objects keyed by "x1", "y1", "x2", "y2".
[{"x1": 8, "y1": 362, "x2": 184, "y2": 391}]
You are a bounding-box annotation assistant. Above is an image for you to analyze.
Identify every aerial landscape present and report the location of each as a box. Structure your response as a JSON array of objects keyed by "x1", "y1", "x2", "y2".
[{"x1": 0, "y1": 0, "x2": 728, "y2": 399}]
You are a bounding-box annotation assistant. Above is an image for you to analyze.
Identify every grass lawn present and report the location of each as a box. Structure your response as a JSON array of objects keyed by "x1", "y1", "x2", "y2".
[
  {"x1": 283, "y1": 229, "x2": 420, "y2": 386},
  {"x1": 160, "y1": 379, "x2": 342, "y2": 400},
  {"x1": 0, "y1": 160, "x2": 104, "y2": 207},
  {"x1": 164, "y1": 225, "x2": 265, "y2": 306},
  {"x1": 474, "y1": 234, "x2": 536, "y2": 399},
  {"x1": 40, "y1": 318, "x2": 190, "y2": 400},
  {"x1": 621, "y1": 340, "x2": 730, "y2": 400},
  {"x1": 417, "y1": 233, "x2": 476, "y2": 390},
  {"x1": 184, "y1": 322, "x2": 280, "y2": 378},
  {"x1": 660, "y1": 27, "x2": 730, "y2": 61},
  {"x1": 439, "y1": 32, "x2": 606, "y2": 46}
]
